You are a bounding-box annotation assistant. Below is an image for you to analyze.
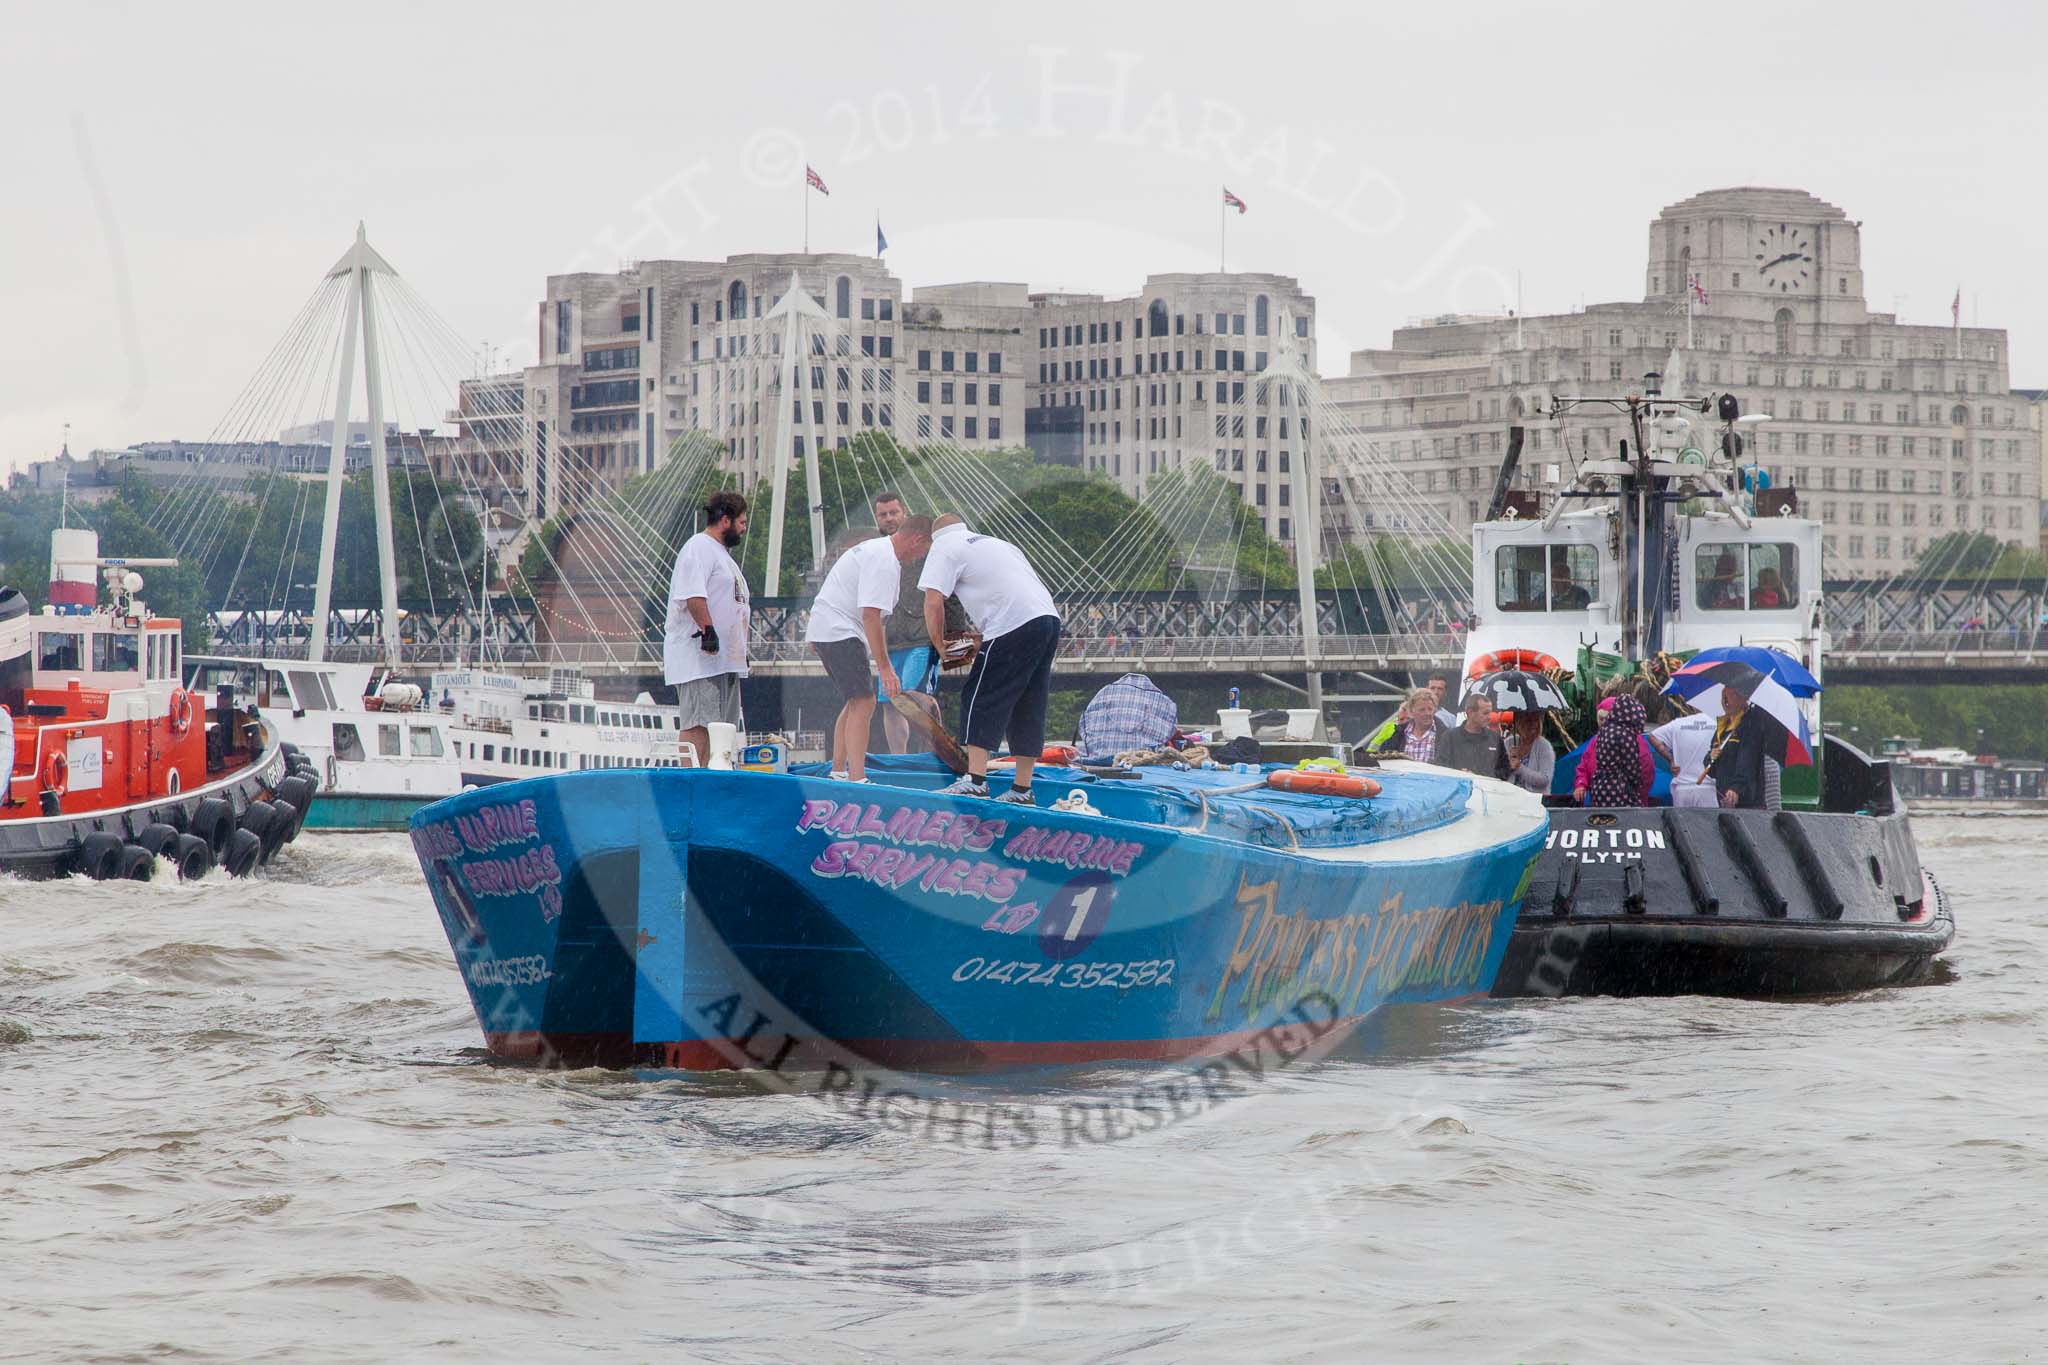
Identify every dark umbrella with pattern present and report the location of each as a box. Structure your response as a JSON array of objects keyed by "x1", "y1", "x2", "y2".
[{"x1": 1463, "y1": 668, "x2": 1569, "y2": 713}]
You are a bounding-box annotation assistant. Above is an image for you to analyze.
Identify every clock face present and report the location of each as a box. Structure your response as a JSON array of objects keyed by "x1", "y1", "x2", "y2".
[{"x1": 1754, "y1": 223, "x2": 1812, "y2": 292}]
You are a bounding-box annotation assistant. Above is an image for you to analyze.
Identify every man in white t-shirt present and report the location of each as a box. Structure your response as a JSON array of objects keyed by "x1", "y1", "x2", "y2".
[
  {"x1": 805, "y1": 515, "x2": 934, "y2": 782},
  {"x1": 917, "y1": 514, "x2": 1063, "y2": 805},
  {"x1": 1649, "y1": 711, "x2": 1718, "y2": 808},
  {"x1": 665, "y1": 491, "x2": 752, "y2": 768}
]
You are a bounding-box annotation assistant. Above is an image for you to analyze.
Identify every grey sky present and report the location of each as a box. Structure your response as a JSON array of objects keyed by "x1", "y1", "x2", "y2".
[{"x1": 3, "y1": 0, "x2": 2042, "y2": 474}]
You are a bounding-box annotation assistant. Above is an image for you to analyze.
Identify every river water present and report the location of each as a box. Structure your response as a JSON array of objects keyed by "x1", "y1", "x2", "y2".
[{"x1": 3, "y1": 816, "x2": 2043, "y2": 1363}]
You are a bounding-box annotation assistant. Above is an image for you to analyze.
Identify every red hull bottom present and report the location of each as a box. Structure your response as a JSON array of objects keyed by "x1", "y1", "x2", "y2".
[{"x1": 482, "y1": 1013, "x2": 1391, "y2": 1073}]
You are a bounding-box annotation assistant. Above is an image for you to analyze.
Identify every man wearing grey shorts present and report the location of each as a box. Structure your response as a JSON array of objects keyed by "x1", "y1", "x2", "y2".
[{"x1": 665, "y1": 491, "x2": 751, "y2": 765}]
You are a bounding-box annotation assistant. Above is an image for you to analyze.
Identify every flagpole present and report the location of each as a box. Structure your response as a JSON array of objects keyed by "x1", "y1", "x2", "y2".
[
  {"x1": 804, "y1": 177, "x2": 810, "y2": 255},
  {"x1": 1219, "y1": 192, "x2": 1225, "y2": 273}
]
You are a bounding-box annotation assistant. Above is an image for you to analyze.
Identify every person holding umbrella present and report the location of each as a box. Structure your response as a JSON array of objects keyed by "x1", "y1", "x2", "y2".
[
  {"x1": 1504, "y1": 711, "x2": 1556, "y2": 793},
  {"x1": 1664, "y1": 656, "x2": 1813, "y2": 810}
]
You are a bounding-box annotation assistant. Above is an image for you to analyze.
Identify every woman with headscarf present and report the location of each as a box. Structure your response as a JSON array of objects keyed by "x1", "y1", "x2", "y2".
[
  {"x1": 1583, "y1": 694, "x2": 1651, "y2": 807},
  {"x1": 1572, "y1": 695, "x2": 1653, "y2": 804}
]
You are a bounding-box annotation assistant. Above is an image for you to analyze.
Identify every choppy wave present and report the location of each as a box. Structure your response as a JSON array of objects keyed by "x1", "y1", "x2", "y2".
[{"x1": 1, "y1": 818, "x2": 2043, "y2": 1360}]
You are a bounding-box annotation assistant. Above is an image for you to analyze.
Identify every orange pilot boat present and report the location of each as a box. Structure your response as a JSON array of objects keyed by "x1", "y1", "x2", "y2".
[{"x1": 0, "y1": 528, "x2": 318, "y2": 880}]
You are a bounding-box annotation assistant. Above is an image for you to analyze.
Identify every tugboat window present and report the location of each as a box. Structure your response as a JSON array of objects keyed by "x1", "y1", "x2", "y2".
[
  {"x1": 92, "y1": 633, "x2": 140, "y2": 674},
  {"x1": 379, "y1": 724, "x2": 401, "y2": 757},
  {"x1": 409, "y1": 726, "x2": 444, "y2": 758},
  {"x1": 37, "y1": 631, "x2": 83, "y2": 671},
  {"x1": 1696, "y1": 543, "x2": 1800, "y2": 610},
  {"x1": 332, "y1": 723, "x2": 366, "y2": 762},
  {"x1": 1497, "y1": 544, "x2": 1597, "y2": 611}
]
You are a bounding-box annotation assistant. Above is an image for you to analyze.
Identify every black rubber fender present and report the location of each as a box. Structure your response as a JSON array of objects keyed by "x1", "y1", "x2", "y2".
[
  {"x1": 222, "y1": 828, "x2": 263, "y2": 878},
  {"x1": 172, "y1": 833, "x2": 214, "y2": 881},
  {"x1": 260, "y1": 801, "x2": 298, "y2": 858},
  {"x1": 239, "y1": 799, "x2": 276, "y2": 835},
  {"x1": 274, "y1": 776, "x2": 316, "y2": 827},
  {"x1": 76, "y1": 832, "x2": 124, "y2": 881},
  {"x1": 190, "y1": 797, "x2": 234, "y2": 860},
  {"x1": 135, "y1": 823, "x2": 181, "y2": 858},
  {"x1": 118, "y1": 845, "x2": 156, "y2": 881}
]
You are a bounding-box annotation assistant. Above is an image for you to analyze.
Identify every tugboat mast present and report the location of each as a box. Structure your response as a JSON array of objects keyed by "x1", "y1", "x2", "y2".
[{"x1": 1540, "y1": 356, "x2": 1752, "y2": 662}]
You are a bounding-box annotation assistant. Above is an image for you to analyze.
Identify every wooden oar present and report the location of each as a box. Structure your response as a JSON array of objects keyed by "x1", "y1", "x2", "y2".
[{"x1": 889, "y1": 692, "x2": 970, "y2": 774}]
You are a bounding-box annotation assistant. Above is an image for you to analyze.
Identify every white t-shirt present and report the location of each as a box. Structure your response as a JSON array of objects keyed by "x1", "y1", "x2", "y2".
[
  {"x1": 1652, "y1": 713, "x2": 1717, "y2": 785},
  {"x1": 0, "y1": 705, "x2": 12, "y2": 780},
  {"x1": 804, "y1": 536, "x2": 901, "y2": 645},
  {"x1": 916, "y1": 525, "x2": 1059, "y2": 643},
  {"x1": 664, "y1": 532, "x2": 751, "y2": 684}
]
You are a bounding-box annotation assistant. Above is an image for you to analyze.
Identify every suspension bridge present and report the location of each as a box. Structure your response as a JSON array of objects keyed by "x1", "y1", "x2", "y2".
[{"x1": 142, "y1": 224, "x2": 2048, "y2": 699}]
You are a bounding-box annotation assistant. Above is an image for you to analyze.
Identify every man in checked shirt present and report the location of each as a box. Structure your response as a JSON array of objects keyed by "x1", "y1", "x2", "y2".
[{"x1": 1075, "y1": 673, "x2": 1179, "y2": 762}]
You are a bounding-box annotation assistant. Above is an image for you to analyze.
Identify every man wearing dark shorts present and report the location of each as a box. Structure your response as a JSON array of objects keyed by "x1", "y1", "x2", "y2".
[
  {"x1": 917, "y1": 514, "x2": 1062, "y2": 805},
  {"x1": 870, "y1": 491, "x2": 968, "y2": 754},
  {"x1": 804, "y1": 516, "x2": 933, "y2": 782}
]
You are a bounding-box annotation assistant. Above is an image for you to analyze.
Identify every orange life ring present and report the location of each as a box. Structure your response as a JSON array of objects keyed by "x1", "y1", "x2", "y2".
[
  {"x1": 167, "y1": 688, "x2": 194, "y2": 737},
  {"x1": 42, "y1": 750, "x2": 68, "y2": 795},
  {"x1": 1266, "y1": 769, "x2": 1382, "y2": 799},
  {"x1": 1468, "y1": 647, "x2": 1563, "y2": 679}
]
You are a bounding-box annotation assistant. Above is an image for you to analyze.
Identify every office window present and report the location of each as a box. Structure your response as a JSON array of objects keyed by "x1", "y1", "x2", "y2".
[
  {"x1": 917, "y1": 349, "x2": 931, "y2": 370},
  {"x1": 942, "y1": 350, "x2": 955, "y2": 371}
]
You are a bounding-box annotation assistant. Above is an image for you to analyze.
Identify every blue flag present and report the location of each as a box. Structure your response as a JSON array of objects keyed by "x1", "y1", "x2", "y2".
[{"x1": 876, "y1": 219, "x2": 888, "y2": 255}]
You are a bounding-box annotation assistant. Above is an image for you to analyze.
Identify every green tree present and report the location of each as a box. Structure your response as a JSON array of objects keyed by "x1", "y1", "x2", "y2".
[{"x1": 1909, "y1": 531, "x2": 2048, "y2": 580}]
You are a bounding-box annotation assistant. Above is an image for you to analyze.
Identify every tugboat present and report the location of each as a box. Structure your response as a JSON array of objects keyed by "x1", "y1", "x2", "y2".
[
  {"x1": 0, "y1": 528, "x2": 316, "y2": 880},
  {"x1": 1471, "y1": 358, "x2": 1952, "y2": 996},
  {"x1": 407, "y1": 756, "x2": 1549, "y2": 1071}
]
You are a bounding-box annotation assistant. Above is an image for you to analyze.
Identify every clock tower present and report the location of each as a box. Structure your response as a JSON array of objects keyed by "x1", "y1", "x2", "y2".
[{"x1": 1644, "y1": 187, "x2": 1868, "y2": 327}]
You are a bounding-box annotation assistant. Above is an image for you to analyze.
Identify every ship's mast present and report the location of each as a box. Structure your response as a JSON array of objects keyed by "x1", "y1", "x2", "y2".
[{"x1": 1543, "y1": 357, "x2": 1750, "y2": 662}]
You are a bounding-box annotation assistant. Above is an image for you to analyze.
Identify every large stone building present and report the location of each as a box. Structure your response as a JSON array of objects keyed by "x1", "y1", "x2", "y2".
[
  {"x1": 1024, "y1": 272, "x2": 1318, "y2": 542},
  {"x1": 1326, "y1": 188, "x2": 2042, "y2": 576},
  {"x1": 442, "y1": 257, "x2": 1323, "y2": 547},
  {"x1": 458, "y1": 255, "x2": 1030, "y2": 524}
]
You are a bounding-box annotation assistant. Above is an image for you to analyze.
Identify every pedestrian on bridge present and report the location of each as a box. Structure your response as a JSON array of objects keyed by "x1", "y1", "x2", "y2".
[{"x1": 664, "y1": 491, "x2": 751, "y2": 769}]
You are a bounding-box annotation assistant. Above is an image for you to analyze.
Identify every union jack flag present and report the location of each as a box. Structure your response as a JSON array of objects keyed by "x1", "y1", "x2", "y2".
[
  {"x1": 1222, "y1": 186, "x2": 1247, "y2": 214},
  {"x1": 806, "y1": 165, "x2": 829, "y2": 196},
  {"x1": 1689, "y1": 274, "x2": 1709, "y2": 307}
]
